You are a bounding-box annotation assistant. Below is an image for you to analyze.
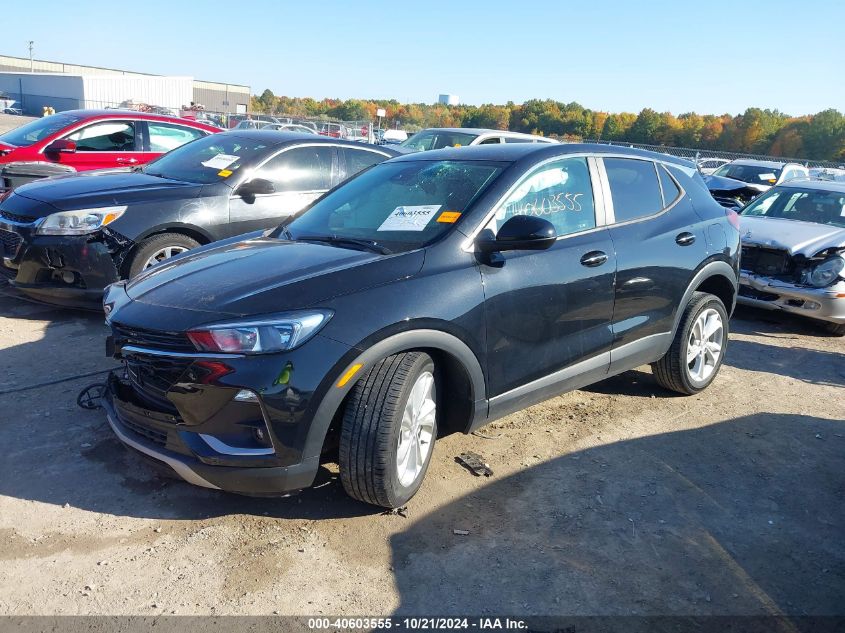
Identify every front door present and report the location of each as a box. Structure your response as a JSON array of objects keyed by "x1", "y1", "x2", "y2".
[
  {"x1": 55, "y1": 119, "x2": 146, "y2": 171},
  {"x1": 228, "y1": 145, "x2": 337, "y2": 236},
  {"x1": 478, "y1": 156, "x2": 616, "y2": 416}
]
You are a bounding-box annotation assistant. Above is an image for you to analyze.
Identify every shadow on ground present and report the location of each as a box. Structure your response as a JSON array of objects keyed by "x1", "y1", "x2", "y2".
[{"x1": 390, "y1": 413, "x2": 845, "y2": 616}]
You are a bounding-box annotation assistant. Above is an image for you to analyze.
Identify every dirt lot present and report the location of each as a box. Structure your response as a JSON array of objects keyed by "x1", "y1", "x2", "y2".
[{"x1": 0, "y1": 281, "x2": 842, "y2": 618}]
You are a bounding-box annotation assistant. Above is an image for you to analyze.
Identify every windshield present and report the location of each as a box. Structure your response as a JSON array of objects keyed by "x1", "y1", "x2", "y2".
[
  {"x1": 143, "y1": 134, "x2": 275, "y2": 184},
  {"x1": 741, "y1": 187, "x2": 845, "y2": 228},
  {"x1": 400, "y1": 131, "x2": 479, "y2": 151},
  {"x1": 0, "y1": 112, "x2": 84, "y2": 147},
  {"x1": 713, "y1": 163, "x2": 782, "y2": 185},
  {"x1": 277, "y1": 159, "x2": 506, "y2": 252}
]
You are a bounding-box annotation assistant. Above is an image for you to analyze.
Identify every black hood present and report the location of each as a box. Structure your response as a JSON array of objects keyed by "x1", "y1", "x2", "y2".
[
  {"x1": 11, "y1": 171, "x2": 205, "y2": 215},
  {"x1": 117, "y1": 236, "x2": 425, "y2": 325},
  {"x1": 703, "y1": 174, "x2": 751, "y2": 192}
]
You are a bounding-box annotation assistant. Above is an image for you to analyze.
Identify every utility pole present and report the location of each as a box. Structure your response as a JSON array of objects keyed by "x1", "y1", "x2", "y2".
[{"x1": 28, "y1": 41, "x2": 34, "y2": 71}]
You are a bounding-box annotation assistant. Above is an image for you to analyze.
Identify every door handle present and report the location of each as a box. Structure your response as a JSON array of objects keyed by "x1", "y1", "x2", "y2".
[
  {"x1": 116, "y1": 157, "x2": 138, "y2": 164},
  {"x1": 580, "y1": 251, "x2": 608, "y2": 267},
  {"x1": 676, "y1": 232, "x2": 696, "y2": 246}
]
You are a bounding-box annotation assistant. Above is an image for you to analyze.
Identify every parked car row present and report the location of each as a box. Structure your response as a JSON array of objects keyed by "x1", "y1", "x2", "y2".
[
  {"x1": 0, "y1": 130, "x2": 398, "y2": 306},
  {"x1": 0, "y1": 110, "x2": 220, "y2": 192},
  {"x1": 0, "y1": 126, "x2": 745, "y2": 507}
]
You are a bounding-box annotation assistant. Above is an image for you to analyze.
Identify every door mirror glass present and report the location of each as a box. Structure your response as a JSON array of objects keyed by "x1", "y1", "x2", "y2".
[
  {"x1": 476, "y1": 215, "x2": 557, "y2": 253},
  {"x1": 236, "y1": 178, "x2": 276, "y2": 196},
  {"x1": 44, "y1": 139, "x2": 77, "y2": 154}
]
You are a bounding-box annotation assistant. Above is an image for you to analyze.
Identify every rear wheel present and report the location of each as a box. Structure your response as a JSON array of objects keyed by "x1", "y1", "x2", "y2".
[
  {"x1": 126, "y1": 233, "x2": 200, "y2": 278},
  {"x1": 652, "y1": 292, "x2": 728, "y2": 395},
  {"x1": 339, "y1": 352, "x2": 437, "y2": 508}
]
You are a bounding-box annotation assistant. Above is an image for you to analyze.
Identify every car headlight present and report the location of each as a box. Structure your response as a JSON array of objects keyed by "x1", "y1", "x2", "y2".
[
  {"x1": 186, "y1": 310, "x2": 332, "y2": 354},
  {"x1": 36, "y1": 206, "x2": 126, "y2": 235},
  {"x1": 807, "y1": 256, "x2": 845, "y2": 288}
]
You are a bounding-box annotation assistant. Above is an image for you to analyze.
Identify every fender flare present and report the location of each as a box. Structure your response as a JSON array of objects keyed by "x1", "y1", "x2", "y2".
[
  {"x1": 300, "y1": 329, "x2": 487, "y2": 461},
  {"x1": 671, "y1": 260, "x2": 738, "y2": 337}
]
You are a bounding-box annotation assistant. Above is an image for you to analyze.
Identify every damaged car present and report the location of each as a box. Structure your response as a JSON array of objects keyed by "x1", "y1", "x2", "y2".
[
  {"x1": 737, "y1": 180, "x2": 845, "y2": 335},
  {"x1": 705, "y1": 159, "x2": 809, "y2": 211},
  {"x1": 0, "y1": 130, "x2": 398, "y2": 307},
  {"x1": 99, "y1": 143, "x2": 739, "y2": 507}
]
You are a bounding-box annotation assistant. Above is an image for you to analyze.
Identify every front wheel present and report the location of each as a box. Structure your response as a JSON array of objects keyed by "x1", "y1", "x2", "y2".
[
  {"x1": 652, "y1": 292, "x2": 728, "y2": 395},
  {"x1": 339, "y1": 352, "x2": 437, "y2": 508},
  {"x1": 126, "y1": 233, "x2": 200, "y2": 278}
]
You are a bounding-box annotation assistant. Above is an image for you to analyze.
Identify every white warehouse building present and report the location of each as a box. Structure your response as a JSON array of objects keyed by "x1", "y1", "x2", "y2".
[{"x1": 0, "y1": 72, "x2": 193, "y2": 115}]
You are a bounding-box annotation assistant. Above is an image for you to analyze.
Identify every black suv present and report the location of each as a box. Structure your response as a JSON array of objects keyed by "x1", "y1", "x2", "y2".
[{"x1": 100, "y1": 144, "x2": 740, "y2": 508}]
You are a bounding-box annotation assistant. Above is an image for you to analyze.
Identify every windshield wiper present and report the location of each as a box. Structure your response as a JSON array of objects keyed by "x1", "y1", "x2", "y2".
[{"x1": 296, "y1": 234, "x2": 392, "y2": 255}]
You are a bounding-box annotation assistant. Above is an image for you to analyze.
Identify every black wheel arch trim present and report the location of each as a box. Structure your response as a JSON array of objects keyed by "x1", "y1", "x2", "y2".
[
  {"x1": 135, "y1": 222, "x2": 216, "y2": 244},
  {"x1": 300, "y1": 329, "x2": 488, "y2": 466},
  {"x1": 672, "y1": 259, "x2": 738, "y2": 338}
]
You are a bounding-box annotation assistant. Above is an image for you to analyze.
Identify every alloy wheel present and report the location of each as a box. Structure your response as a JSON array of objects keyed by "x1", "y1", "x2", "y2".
[
  {"x1": 686, "y1": 308, "x2": 724, "y2": 383},
  {"x1": 143, "y1": 245, "x2": 189, "y2": 269},
  {"x1": 396, "y1": 371, "x2": 436, "y2": 487}
]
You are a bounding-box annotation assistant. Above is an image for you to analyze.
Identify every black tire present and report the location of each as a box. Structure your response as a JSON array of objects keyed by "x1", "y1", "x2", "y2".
[
  {"x1": 339, "y1": 352, "x2": 437, "y2": 508},
  {"x1": 652, "y1": 292, "x2": 729, "y2": 395},
  {"x1": 126, "y1": 233, "x2": 200, "y2": 278},
  {"x1": 822, "y1": 321, "x2": 845, "y2": 337}
]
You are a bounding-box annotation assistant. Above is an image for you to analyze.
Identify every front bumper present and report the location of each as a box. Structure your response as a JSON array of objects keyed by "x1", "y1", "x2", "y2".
[
  {"x1": 737, "y1": 271, "x2": 845, "y2": 324},
  {"x1": 100, "y1": 329, "x2": 357, "y2": 496},
  {"x1": 102, "y1": 383, "x2": 319, "y2": 495},
  {"x1": 0, "y1": 219, "x2": 124, "y2": 308}
]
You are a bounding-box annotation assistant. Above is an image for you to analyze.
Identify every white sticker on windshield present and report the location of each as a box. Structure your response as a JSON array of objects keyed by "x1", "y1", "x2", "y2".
[
  {"x1": 757, "y1": 173, "x2": 776, "y2": 181},
  {"x1": 201, "y1": 153, "x2": 240, "y2": 169},
  {"x1": 840, "y1": 205, "x2": 845, "y2": 217},
  {"x1": 377, "y1": 205, "x2": 441, "y2": 231}
]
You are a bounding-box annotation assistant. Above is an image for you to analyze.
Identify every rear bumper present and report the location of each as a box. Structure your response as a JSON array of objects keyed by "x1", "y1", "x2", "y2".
[
  {"x1": 102, "y1": 378, "x2": 320, "y2": 496},
  {"x1": 737, "y1": 272, "x2": 845, "y2": 324}
]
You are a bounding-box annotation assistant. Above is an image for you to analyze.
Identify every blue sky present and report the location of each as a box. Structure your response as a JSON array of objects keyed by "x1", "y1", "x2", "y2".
[{"x1": 4, "y1": 0, "x2": 843, "y2": 115}]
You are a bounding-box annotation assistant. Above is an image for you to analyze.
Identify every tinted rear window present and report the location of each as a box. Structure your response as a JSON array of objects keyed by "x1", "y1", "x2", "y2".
[{"x1": 605, "y1": 158, "x2": 663, "y2": 222}]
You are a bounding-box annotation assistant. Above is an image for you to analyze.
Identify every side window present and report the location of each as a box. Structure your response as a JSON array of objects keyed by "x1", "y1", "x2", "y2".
[
  {"x1": 256, "y1": 146, "x2": 333, "y2": 192},
  {"x1": 487, "y1": 157, "x2": 596, "y2": 237},
  {"x1": 604, "y1": 158, "x2": 663, "y2": 222},
  {"x1": 657, "y1": 164, "x2": 681, "y2": 206},
  {"x1": 478, "y1": 137, "x2": 502, "y2": 145},
  {"x1": 344, "y1": 148, "x2": 386, "y2": 178},
  {"x1": 66, "y1": 121, "x2": 136, "y2": 151},
  {"x1": 147, "y1": 123, "x2": 206, "y2": 153},
  {"x1": 504, "y1": 136, "x2": 531, "y2": 143}
]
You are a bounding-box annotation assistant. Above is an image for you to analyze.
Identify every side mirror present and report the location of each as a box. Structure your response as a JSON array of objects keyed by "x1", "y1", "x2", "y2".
[
  {"x1": 475, "y1": 215, "x2": 557, "y2": 253},
  {"x1": 45, "y1": 139, "x2": 77, "y2": 154},
  {"x1": 235, "y1": 178, "x2": 275, "y2": 197}
]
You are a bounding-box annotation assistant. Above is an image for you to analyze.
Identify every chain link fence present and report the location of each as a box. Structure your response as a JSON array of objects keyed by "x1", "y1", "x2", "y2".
[{"x1": 584, "y1": 140, "x2": 843, "y2": 169}]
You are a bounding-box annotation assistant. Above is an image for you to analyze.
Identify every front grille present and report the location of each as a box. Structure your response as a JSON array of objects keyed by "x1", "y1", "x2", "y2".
[
  {"x1": 112, "y1": 322, "x2": 194, "y2": 353},
  {"x1": 0, "y1": 209, "x2": 37, "y2": 224},
  {"x1": 741, "y1": 246, "x2": 794, "y2": 277},
  {"x1": 121, "y1": 417, "x2": 168, "y2": 446},
  {"x1": 0, "y1": 229, "x2": 22, "y2": 258},
  {"x1": 124, "y1": 353, "x2": 191, "y2": 412}
]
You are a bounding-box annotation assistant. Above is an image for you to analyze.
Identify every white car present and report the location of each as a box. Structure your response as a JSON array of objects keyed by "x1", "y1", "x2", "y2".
[
  {"x1": 398, "y1": 128, "x2": 557, "y2": 152},
  {"x1": 697, "y1": 157, "x2": 731, "y2": 175},
  {"x1": 267, "y1": 123, "x2": 318, "y2": 134},
  {"x1": 711, "y1": 159, "x2": 809, "y2": 193}
]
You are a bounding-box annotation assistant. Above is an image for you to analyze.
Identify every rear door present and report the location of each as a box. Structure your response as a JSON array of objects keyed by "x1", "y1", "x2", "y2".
[
  {"x1": 228, "y1": 144, "x2": 337, "y2": 235},
  {"x1": 141, "y1": 121, "x2": 208, "y2": 160},
  {"x1": 56, "y1": 119, "x2": 146, "y2": 170},
  {"x1": 478, "y1": 156, "x2": 616, "y2": 416},
  {"x1": 600, "y1": 157, "x2": 708, "y2": 357}
]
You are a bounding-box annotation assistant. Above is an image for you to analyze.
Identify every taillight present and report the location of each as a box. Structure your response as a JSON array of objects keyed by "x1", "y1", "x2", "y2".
[{"x1": 725, "y1": 208, "x2": 741, "y2": 230}]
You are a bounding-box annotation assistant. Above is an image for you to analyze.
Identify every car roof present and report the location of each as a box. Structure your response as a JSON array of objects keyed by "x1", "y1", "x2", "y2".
[
  {"x1": 777, "y1": 179, "x2": 845, "y2": 194},
  {"x1": 389, "y1": 142, "x2": 696, "y2": 168},
  {"x1": 217, "y1": 130, "x2": 400, "y2": 153},
  {"x1": 49, "y1": 109, "x2": 219, "y2": 130},
  {"x1": 411, "y1": 127, "x2": 545, "y2": 138},
  {"x1": 727, "y1": 158, "x2": 802, "y2": 169}
]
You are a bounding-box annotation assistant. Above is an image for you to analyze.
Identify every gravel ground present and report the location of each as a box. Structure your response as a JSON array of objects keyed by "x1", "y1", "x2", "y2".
[{"x1": 0, "y1": 282, "x2": 842, "y2": 617}]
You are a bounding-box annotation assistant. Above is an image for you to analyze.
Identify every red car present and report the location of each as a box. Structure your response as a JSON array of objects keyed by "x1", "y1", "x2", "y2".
[{"x1": 0, "y1": 110, "x2": 220, "y2": 192}]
